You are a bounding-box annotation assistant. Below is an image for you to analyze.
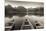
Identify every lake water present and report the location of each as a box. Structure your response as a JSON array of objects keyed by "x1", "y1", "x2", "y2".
[{"x1": 5, "y1": 15, "x2": 44, "y2": 26}]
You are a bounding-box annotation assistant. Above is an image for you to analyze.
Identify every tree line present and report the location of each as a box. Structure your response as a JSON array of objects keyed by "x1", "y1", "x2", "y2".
[{"x1": 5, "y1": 5, "x2": 44, "y2": 17}]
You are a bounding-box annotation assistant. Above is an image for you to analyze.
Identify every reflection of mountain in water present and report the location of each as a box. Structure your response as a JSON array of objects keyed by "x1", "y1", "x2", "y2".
[{"x1": 5, "y1": 5, "x2": 44, "y2": 17}]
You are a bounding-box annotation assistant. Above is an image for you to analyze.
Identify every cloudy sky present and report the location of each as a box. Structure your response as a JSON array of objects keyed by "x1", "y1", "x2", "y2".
[
  {"x1": 5, "y1": 0, "x2": 44, "y2": 8},
  {"x1": 5, "y1": 0, "x2": 44, "y2": 2}
]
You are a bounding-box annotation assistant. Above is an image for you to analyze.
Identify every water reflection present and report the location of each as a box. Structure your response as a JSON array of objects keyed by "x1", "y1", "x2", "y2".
[{"x1": 5, "y1": 15, "x2": 44, "y2": 30}]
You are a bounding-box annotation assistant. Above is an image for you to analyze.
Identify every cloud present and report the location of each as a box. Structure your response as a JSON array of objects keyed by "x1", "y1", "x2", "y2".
[{"x1": 5, "y1": 0, "x2": 44, "y2": 2}]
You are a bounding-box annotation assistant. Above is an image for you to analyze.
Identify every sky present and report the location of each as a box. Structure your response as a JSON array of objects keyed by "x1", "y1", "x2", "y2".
[
  {"x1": 5, "y1": 0, "x2": 44, "y2": 2},
  {"x1": 5, "y1": 0, "x2": 44, "y2": 8}
]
